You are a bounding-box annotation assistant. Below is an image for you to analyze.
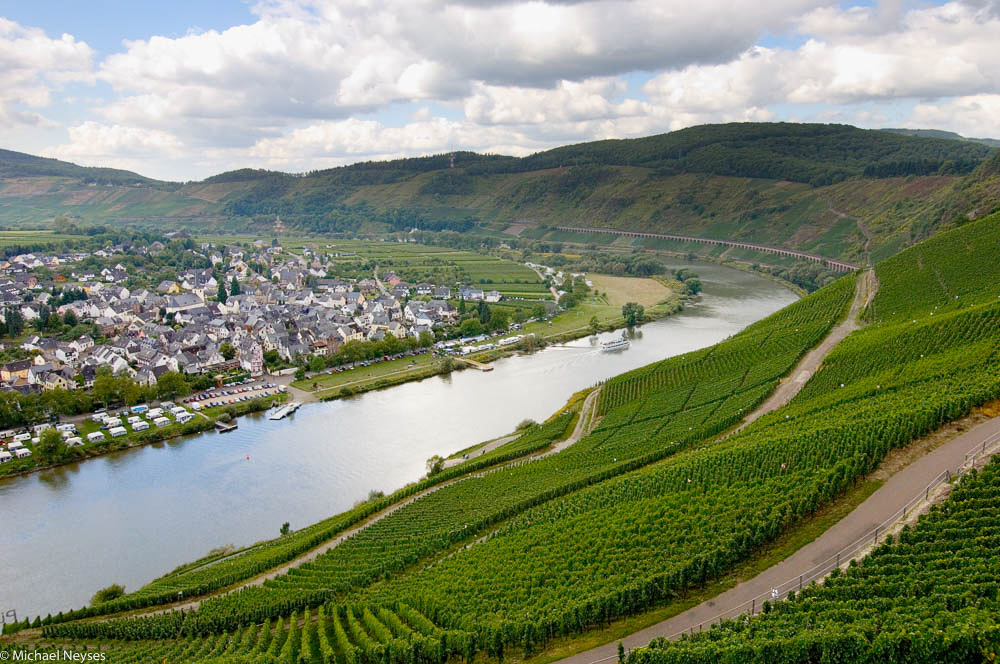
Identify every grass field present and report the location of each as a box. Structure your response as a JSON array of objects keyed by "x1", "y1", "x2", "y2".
[
  {"x1": 588, "y1": 273, "x2": 676, "y2": 308},
  {"x1": 292, "y1": 353, "x2": 442, "y2": 393},
  {"x1": 0, "y1": 230, "x2": 79, "y2": 247}
]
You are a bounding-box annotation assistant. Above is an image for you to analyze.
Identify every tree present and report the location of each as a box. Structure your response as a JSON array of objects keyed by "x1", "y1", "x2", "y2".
[
  {"x1": 4, "y1": 307, "x2": 23, "y2": 337},
  {"x1": 63, "y1": 309, "x2": 78, "y2": 328},
  {"x1": 590, "y1": 316, "x2": 601, "y2": 334},
  {"x1": 513, "y1": 308, "x2": 528, "y2": 324},
  {"x1": 91, "y1": 584, "x2": 125, "y2": 606},
  {"x1": 120, "y1": 377, "x2": 143, "y2": 406},
  {"x1": 36, "y1": 428, "x2": 66, "y2": 464},
  {"x1": 156, "y1": 371, "x2": 189, "y2": 399},
  {"x1": 476, "y1": 300, "x2": 491, "y2": 323},
  {"x1": 280, "y1": 522, "x2": 291, "y2": 536},
  {"x1": 93, "y1": 367, "x2": 117, "y2": 407},
  {"x1": 458, "y1": 297, "x2": 467, "y2": 314},
  {"x1": 426, "y1": 454, "x2": 444, "y2": 476},
  {"x1": 531, "y1": 303, "x2": 547, "y2": 319},
  {"x1": 460, "y1": 318, "x2": 483, "y2": 336},
  {"x1": 229, "y1": 276, "x2": 240, "y2": 296},
  {"x1": 308, "y1": 355, "x2": 325, "y2": 372},
  {"x1": 488, "y1": 308, "x2": 510, "y2": 332},
  {"x1": 622, "y1": 302, "x2": 645, "y2": 327},
  {"x1": 684, "y1": 277, "x2": 702, "y2": 294},
  {"x1": 294, "y1": 366, "x2": 306, "y2": 381},
  {"x1": 219, "y1": 341, "x2": 236, "y2": 361},
  {"x1": 35, "y1": 305, "x2": 51, "y2": 331},
  {"x1": 217, "y1": 280, "x2": 228, "y2": 304},
  {"x1": 418, "y1": 330, "x2": 434, "y2": 348}
]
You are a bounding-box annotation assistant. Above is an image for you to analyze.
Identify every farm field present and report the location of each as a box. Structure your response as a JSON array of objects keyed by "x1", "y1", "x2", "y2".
[
  {"x1": 0, "y1": 230, "x2": 79, "y2": 247},
  {"x1": 588, "y1": 274, "x2": 676, "y2": 308}
]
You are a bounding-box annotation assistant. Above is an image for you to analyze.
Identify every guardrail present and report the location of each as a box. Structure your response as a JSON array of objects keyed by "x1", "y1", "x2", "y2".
[
  {"x1": 654, "y1": 428, "x2": 1000, "y2": 642},
  {"x1": 572, "y1": 430, "x2": 1000, "y2": 664}
]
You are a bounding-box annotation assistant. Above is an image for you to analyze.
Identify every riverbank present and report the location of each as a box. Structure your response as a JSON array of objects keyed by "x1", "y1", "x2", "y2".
[
  {"x1": 0, "y1": 393, "x2": 286, "y2": 481},
  {"x1": 0, "y1": 261, "x2": 799, "y2": 621},
  {"x1": 302, "y1": 279, "x2": 689, "y2": 403}
]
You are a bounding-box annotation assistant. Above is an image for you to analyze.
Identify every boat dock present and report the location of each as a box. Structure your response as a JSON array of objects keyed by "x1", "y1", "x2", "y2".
[
  {"x1": 268, "y1": 401, "x2": 302, "y2": 420},
  {"x1": 455, "y1": 357, "x2": 494, "y2": 371},
  {"x1": 215, "y1": 420, "x2": 238, "y2": 433}
]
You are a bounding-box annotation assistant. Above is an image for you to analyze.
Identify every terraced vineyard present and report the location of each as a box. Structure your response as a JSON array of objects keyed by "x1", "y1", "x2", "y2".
[
  {"x1": 39, "y1": 272, "x2": 855, "y2": 643},
  {"x1": 18, "y1": 214, "x2": 1000, "y2": 662},
  {"x1": 26, "y1": 603, "x2": 470, "y2": 664},
  {"x1": 29, "y1": 418, "x2": 575, "y2": 623},
  {"x1": 628, "y1": 457, "x2": 1000, "y2": 664},
  {"x1": 862, "y1": 213, "x2": 1000, "y2": 324}
]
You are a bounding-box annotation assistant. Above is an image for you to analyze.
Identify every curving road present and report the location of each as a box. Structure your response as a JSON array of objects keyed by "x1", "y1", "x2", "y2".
[
  {"x1": 134, "y1": 385, "x2": 602, "y2": 616},
  {"x1": 555, "y1": 415, "x2": 1000, "y2": 664},
  {"x1": 734, "y1": 268, "x2": 877, "y2": 433}
]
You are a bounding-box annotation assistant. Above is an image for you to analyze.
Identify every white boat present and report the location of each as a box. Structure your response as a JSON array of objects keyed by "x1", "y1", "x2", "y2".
[{"x1": 600, "y1": 334, "x2": 630, "y2": 352}]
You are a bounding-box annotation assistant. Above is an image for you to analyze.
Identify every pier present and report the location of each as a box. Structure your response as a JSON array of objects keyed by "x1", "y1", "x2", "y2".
[
  {"x1": 268, "y1": 402, "x2": 302, "y2": 420},
  {"x1": 455, "y1": 358, "x2": 494, "y2": 371}
]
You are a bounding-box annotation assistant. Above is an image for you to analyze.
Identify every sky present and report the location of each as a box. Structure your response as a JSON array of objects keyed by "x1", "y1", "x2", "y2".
[{"x1": 1, "y1": 0, "x2": 999, "y2": 181}]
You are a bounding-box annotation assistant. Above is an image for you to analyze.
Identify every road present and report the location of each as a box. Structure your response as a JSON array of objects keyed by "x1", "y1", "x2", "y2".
[
  {"x1": 733, "y1": 268, "x2": 877, "y2": 433},
  {"x1": 555, "y1": 414, "x2": 1000, "y2": 664},
  {"x1": 133, "y1": 385, "x2": 602, "y2": 617}
]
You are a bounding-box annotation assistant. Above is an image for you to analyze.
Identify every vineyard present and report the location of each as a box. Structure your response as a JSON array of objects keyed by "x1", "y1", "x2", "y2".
[
  {"x1": 39, "y1": 275, "x2": 855, "y2": 642},
  {"x1": 627, "y1": 457, "x2": 1000, "y2": 664},
  {"x1": 22, "y1": 603, "x2": 472, "y2": 664},
  {"x1": 862, "y1": 211, "x2": 1000, "y2": 324},
  {"x1": 17, "y1": 214, "x2": 1000, "y2": 661}
]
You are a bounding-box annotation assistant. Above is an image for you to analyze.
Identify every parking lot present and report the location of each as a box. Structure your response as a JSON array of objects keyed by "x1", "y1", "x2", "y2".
[{"x1": 187, "y1": 381, "x2": 287, "y2": 410}]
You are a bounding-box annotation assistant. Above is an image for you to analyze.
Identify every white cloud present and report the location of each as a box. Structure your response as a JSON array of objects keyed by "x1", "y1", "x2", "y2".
[
  {"x1": 19, "y1": 0, "x2": 1000, "y2": 181},
  {"x1": 644, "y1": 2, "x2": 1000, "y2": 115},
  {"x1": 0, "y1": 18, "x2": 93, "y2": 134},
  {"x1": 909, "y1": 94, "x2": 1000, "y2": 138}
]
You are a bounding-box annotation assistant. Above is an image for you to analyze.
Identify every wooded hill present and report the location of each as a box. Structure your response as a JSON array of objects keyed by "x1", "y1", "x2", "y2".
[{"x1": 0, "y1": 123, "x2": 997, "y2": 264}]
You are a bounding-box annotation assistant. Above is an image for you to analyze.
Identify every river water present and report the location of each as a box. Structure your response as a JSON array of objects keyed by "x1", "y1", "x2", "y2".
[{"x1": 0, "y1": 263, "x2": 796, "y2": 620}]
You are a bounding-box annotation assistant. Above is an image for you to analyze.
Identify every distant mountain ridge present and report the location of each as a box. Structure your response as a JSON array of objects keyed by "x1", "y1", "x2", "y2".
[
  {"x1": 880, "y1": 128, "x2": 1000, "y2": 148},
  {"x1": 0, "y1": 148, "x2": 170, "y2": 187},
  {"x1": 0, "y1": 122, "x2": 997, "y2": 266}
]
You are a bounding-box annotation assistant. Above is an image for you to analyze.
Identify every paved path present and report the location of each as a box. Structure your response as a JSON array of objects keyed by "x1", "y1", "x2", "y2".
[
  {"x1": 135, "y1": 385, "x2": 601, "y2": 617},
  {"x1": 444, "y1": 434, "x2": 518, "y2": 468},
  {"x1": 556, "y1": 415, "x2": 1000, "y2": 664},
  {"x1": 733, "y1": 269, "x2": 877, "y2": 433}
]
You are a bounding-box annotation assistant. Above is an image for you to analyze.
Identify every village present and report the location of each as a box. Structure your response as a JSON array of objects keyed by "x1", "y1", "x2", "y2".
[{"x1": 0, "y1": 234, "x2": 546, "y2": 469}]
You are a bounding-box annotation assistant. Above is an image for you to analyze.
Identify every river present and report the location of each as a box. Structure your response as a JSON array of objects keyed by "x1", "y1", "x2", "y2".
[{"x1": 0, "y1": 263, "x2": 797, "y2": 620}]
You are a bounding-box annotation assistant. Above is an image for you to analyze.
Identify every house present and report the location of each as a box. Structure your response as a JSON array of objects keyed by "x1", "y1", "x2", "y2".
[
  {"x1": 485, "y1": 290, "x2": 502, "y2": 303},
  {"x1": 459, "y1": 286, "x2": 485, "y2": 301},
  {"x1": 165, "y1": 293, "x2": 204, "y2": 314},
  {"x1": 433, "y1": 286, "x2": 452, "y2": 300},
  {"x1": 240, "y1": 341, "x2": 264, "y2": 377},
  {"x1": 416, "y1": 283, "x2": 434, "y2": 296},
  {"x1": 1, "y1": 359, "x2": 33, "y2": 382},
  {"x1": 157, "y1": 280, "x2": 181, "y2": 295}
]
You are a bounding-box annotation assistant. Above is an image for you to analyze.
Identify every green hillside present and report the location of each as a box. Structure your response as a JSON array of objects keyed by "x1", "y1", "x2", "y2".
[
  {"x1": 7, "y1": 211, "x2": 1000, "y2": 661},
  {"x1": 0, "y1": 148, "x2": 165, "y2": 186},
  {"x1": 1, "y1": 123, "x2": 998, "y2": 267},
  {"x1": 881, "y1": 127, "x2": 1000, "y2": 148}
]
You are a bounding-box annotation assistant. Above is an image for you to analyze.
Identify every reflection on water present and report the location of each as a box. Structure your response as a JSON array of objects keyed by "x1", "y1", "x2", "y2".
[{"x1": 0, "y1": 262, "x2": 797, "y2": 618}]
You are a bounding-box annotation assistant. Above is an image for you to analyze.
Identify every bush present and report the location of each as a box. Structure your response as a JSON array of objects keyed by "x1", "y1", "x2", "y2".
[{"x1": 91, "y1": 584, "x2": 125, "y2": 605}]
